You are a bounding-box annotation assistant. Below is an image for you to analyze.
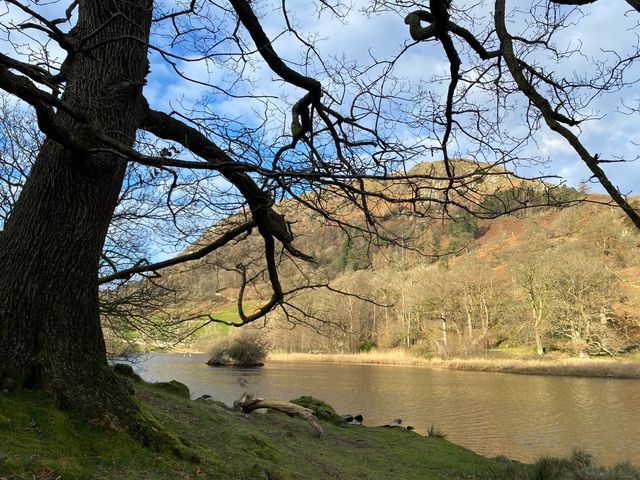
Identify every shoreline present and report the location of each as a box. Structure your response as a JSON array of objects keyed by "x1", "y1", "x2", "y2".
[
  {"x1": 266, "y1": 351, "x2": 640, "y2": 379},
  {"x1": 5, "y1": 372, "x2": 638, "y2": 479}
]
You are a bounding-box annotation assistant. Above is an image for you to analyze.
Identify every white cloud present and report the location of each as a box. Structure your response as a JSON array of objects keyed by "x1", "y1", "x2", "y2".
[{"x1": 3, "y1": 0, "x2": 639, "y2": 195}]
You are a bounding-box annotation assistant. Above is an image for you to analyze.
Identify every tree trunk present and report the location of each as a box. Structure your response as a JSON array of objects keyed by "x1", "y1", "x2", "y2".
[
  {"x1": 534, "y1": 308, "x2": 545, "y2": 355},
  {"x1": 534, "y1": 331, "x2": 545, "y2": 356},
  {"x1": 234, "y1": 394, "x2": 324, "y2": 437},
  {"x1": 0, "y1": 0, "x2": 152, "y2": 427},
  {"x1": 441, "y1": 317, "x2": 448, "y2": 355}
]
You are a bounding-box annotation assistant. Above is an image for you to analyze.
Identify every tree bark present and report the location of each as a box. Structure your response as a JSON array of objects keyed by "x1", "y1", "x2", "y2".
[
  {"x1": 234, "y1": 394, "x2": 324, "y2": 437},
  {"x1": 441, "y1": 317, "x2": 448, "y2": 355},
  {"x1": 534, "y1": 331, "x2": 545, "y2": 356},
  {"x1": 0, "y1": 0, "x2": 152, "y2": 427}
]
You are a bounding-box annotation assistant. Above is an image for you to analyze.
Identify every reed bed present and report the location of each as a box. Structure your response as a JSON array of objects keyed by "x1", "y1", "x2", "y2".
[
  {"x1": 268, "y1": 350, "x2": 424, "y2": 366},
  {"x1": 431, "y1": 356, "x2": 640, "y2": 378},
  {"x1": 268, "y1": 351, "x2": 640, "y2": 378}
]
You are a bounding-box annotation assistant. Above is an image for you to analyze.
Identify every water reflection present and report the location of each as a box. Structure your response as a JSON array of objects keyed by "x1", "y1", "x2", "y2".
[{"x1": 133, "y1": 353, "x2": 640, "y2": 466}]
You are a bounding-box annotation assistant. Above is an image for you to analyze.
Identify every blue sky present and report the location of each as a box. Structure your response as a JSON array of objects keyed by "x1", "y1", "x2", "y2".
[
  {"x1": 140, "y1": 0, "x2": 640, "y2": 195},
  {"x1": 1, "y1": 0, "x2": 638, "y2": 266},
  {"x1": 2, "y1": 0, "x2": 637, "y2": 194}
]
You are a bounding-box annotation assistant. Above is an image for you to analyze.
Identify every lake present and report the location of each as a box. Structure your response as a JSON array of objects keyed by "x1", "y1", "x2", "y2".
[{"x1": 132, "y1": 353, "x2": 640, "y2": 466}]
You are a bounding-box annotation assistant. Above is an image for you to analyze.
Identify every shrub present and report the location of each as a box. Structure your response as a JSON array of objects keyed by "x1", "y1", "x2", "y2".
[
  {"x1": 358, "y1": 339, "x2": 376, "y2": 352},
  {"x1": 478, "y1": 184, "x2": 580, "y2": 218},
  {"x1": 523, "y1": 450, "x2": 640, "y2": 480},
  {"x1": 207, "y1": 330, "x2": 269, "y2": 367},
  {"x1": 445, "y1": 210, "x2": 478, "y2": 238},
  {"x1": 427, "y1": 424, "x2": 446, "y2": 438}
]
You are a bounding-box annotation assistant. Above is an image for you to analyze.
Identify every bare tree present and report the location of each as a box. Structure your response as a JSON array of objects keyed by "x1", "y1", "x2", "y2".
[
  {"x1": 0, "y1": 0, "x2": 478, "y2": 430},
  {"x1": 379, "y1": 0, "x2": 640, "y2": 226},
  {"x1": 0, "y1": 0, "x2": 631, "y2": 433},
  {"x1": 0, "y1": 94, "x2": 41, "y2": 223},
  {"x1": 512, "y1": 253, "x2": 556, "y2": 355},
  {"x1": 552, "y1": 250, "x2": 620, "y2": 355}
]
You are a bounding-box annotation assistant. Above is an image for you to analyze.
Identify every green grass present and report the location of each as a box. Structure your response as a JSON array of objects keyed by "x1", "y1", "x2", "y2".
[
  {"x1": 210, "y1": 303, "x2": 254, "y2": 323},
  {"x1": 1, "y1": 379, "x2": 519, "y2": 480},
  {"x1": 190, "y1": 302, "x2": 260, "y2": 340}
]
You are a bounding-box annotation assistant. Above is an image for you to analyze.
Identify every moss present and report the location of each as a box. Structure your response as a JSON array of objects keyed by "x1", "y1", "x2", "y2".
[
  {"x1": 290, "y1": 396, "x2": 343, "y2": 425},
  {"x1": 128, "y1": 403, "x2": 201, "y2": 463},
  {"x1": 112, "y1": 363, "x2": 143, "y2": 382},
  {"x1": 0, "y1": 390, "x2": 179, "y2": 479},
  {"x1": 150, "y1": 380, "x2": 190, "y2": 399}
]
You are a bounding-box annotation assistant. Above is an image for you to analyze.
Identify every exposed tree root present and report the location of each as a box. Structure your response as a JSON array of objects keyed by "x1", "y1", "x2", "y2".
[
  {"x1": 103, "y1": 364, "x2": 201, "y2": 462},
  {"x1": 129, "y1": 403, "x2": 201, "y2": 463}
]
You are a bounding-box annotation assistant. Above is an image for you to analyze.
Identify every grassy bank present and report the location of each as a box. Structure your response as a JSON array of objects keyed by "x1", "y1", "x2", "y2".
[
  {"x1": 1, "y1": 376, "x2": 520, "y2": 480},
  {"x1": 268, "y1": 350, "x2": 640, "y2": 378},
  {"x1": 3, "y1": 372, "x2": 638, "y2": 479}
]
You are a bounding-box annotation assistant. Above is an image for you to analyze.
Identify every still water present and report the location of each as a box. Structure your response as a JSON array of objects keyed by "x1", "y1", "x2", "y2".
[{"x1": 133, "y1": 353, "x2": 640, "y2": 466}]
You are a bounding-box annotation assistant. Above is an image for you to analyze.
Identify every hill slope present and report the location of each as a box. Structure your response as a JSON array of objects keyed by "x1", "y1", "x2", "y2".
[{"x1": 102, "y1": 161, "x2": 640, "y2": 358}]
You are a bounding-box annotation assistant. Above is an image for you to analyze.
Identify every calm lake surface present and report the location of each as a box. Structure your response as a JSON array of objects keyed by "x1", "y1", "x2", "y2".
[{"x1": 133, "y1": 353, "x2": 640, "y2": 466}]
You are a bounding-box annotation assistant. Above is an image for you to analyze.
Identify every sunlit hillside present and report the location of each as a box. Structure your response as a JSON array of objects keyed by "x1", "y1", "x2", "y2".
[{"x1": 103, "y1": 161, "x2": 640, "y2": 359}]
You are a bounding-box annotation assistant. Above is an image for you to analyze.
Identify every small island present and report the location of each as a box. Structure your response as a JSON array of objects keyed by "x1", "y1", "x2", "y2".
[{"x1": 206, "y1": 331, "x2": 268, "y2": 367}]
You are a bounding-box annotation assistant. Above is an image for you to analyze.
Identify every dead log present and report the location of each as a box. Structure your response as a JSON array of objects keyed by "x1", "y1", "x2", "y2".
[{"x1": 234, "y1": 394, "x2": 323, "y2": 437}]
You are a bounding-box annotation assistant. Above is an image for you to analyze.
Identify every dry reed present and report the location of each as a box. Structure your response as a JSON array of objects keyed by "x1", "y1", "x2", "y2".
[
  {"x1": 268, "y1": 350, "x2": 423, "y2": 366},
  {"x1": 430, "y1": 356, "x2": 640, "y2": 378},
  {"x1": 268, "y1": 351, "x2": 640, "y2": 378}
]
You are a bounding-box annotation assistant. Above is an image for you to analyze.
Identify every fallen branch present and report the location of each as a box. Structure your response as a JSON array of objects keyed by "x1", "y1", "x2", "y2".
[{"x1": 234, "y1": 393, "x2": 323, "y2": 437}]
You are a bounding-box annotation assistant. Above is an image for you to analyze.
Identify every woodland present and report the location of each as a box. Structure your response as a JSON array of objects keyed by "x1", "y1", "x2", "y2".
[{"x1": 133, "y1": 176, "x2": 640, "y2": 360}]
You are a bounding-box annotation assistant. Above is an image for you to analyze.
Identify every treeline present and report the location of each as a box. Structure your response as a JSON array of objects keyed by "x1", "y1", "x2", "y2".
[{"x1": 267, "y1": 203, "x2": 640, "y2": 357}]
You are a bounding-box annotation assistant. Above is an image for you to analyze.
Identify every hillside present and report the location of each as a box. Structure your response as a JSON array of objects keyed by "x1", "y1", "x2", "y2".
[{"x1": 101, "y1": 161, "x2": 640, "y2": 359}]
